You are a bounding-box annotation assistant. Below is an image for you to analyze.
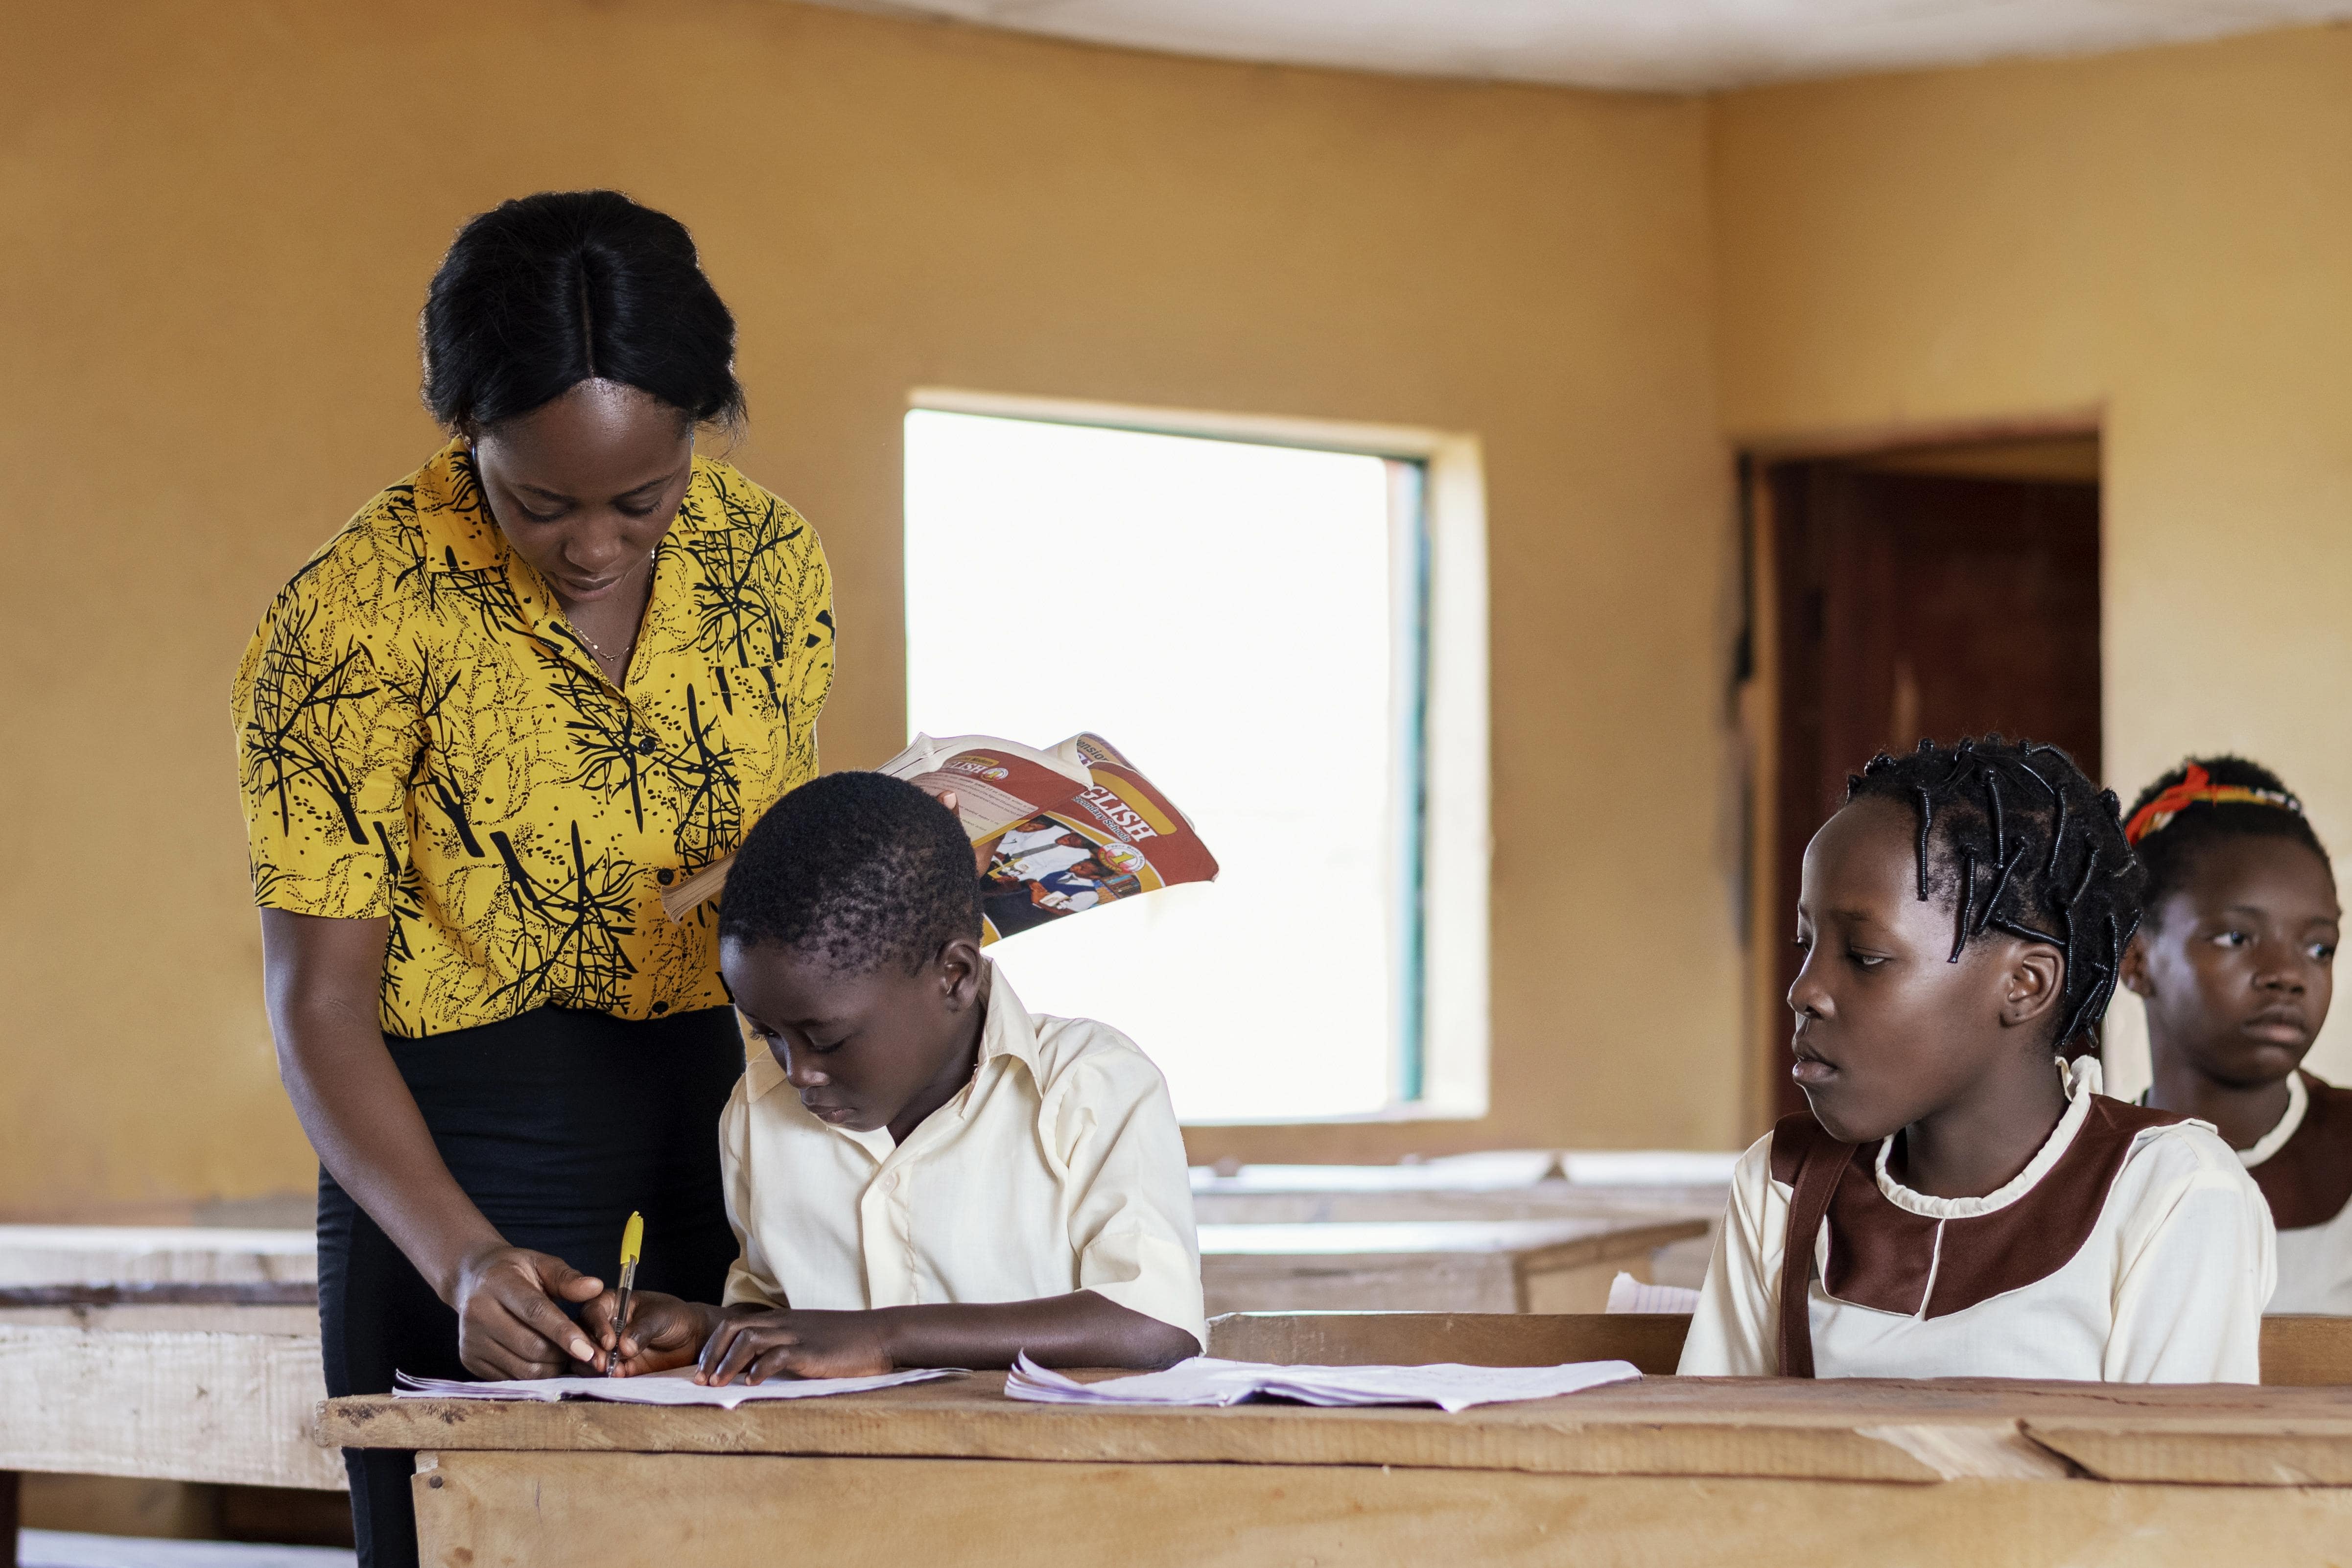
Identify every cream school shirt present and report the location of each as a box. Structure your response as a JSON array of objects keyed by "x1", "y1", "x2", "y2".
[
  {"x1": 1679, "y1": 1060, "x2": 2274, "y2": 1382},
  {"x1": 2240, "y1": 1073, "x2": 2352, "y2": 1315},
  {"x1": 718, "y1": 967, "x2": 1208, "y2": 1350}
]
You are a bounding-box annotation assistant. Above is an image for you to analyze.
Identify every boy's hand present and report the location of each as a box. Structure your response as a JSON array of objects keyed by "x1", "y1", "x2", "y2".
[
  {"x1": 697, "y1": 1307, "x2": 894, "y2": 1386},
  {"x1": 582, "y1": 1288, "x2": 707, "y2": 1377}
]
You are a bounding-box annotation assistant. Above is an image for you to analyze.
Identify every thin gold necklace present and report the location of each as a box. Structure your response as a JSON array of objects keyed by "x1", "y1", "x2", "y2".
[
  {"x1": 574, "y1": 622, "x2": 638, "y2": 672},
  {"x1": 570, "y1": 554, "x2": 656, "y2": 672}
]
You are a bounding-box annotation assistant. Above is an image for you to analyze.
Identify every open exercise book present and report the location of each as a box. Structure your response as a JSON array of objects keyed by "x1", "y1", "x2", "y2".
[
  {"x1": 661, "y1": 731, "x2": 1219, "y2": 941},
  {"x1": 1004, "y1": 1354, "x2": 1640, "y2": 1413},
  {"x1": 393, "y1": 1367, "x2": 962, "y2": 1410}
]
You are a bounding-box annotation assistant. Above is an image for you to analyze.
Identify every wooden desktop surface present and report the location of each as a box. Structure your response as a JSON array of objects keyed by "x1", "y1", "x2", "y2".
[
  {"x1": 323, "y1": 1373, "x2": 2352, "y2": 1567},
  {"x1": 323, "y1": 1371, "x2": 2352, "y2": 1484}
]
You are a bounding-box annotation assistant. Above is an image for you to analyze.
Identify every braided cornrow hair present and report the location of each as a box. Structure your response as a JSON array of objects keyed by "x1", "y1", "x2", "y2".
[{"x1": 1846, "y1": 735, "x2": 2148, "y2": 1053}]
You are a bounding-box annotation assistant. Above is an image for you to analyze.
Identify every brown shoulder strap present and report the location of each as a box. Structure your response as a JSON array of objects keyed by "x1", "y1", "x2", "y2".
[{"x1": 1776, "y1": 1127, "x2": 1853, "y2": 1379}]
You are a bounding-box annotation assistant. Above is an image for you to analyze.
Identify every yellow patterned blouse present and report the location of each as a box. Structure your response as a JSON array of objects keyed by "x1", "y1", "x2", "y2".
[{"x1": 232, "y1": 441, "x2": 834, "y2": 1037}]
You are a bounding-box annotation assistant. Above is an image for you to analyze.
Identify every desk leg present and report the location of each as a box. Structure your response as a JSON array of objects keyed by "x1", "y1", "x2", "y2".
[{"x1": 1, "y1": 1469, "x2": 18, "y2": 1568}]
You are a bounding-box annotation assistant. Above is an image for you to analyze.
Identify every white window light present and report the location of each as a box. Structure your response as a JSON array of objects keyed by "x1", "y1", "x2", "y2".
[{"x1": 903, "y1": 390, "x2": 1487, "y2": 1124}]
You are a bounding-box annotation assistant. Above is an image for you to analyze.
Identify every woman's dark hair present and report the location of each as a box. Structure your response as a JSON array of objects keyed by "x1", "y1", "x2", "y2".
[
  {"x1": 718, "y1": 773, "x2": 983, "y2": 977},
  {"x1": 421, "y1": 190, "x2": 745, "y2": 434},
  {"x1": 1846, "y1": 736, "x2": 2146, "y2": 1053},
  {"x1": 2124, "y1": 755, "x2": 2333, "y2": 919}
]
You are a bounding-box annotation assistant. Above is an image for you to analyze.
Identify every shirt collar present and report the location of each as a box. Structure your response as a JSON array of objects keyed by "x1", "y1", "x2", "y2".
[
  {"x1": 827, "y1": 961, "x2": 1041, "y2": 1161},
  {"x1": 414, "y1": 441, "x2": 509, "y2": 575},
  {"x1": 969, "y1": 962, "x2": 1045, "y2": 1093}
]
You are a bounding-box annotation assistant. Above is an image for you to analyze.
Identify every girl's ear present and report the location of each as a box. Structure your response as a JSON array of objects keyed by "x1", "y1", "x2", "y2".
[
  {"x1": 2000, "y1": 940, "x2": 2067, "y2": 1032},
  {"x1": 2118, "y1": 926, "x2": 2153, "y2": 999}
]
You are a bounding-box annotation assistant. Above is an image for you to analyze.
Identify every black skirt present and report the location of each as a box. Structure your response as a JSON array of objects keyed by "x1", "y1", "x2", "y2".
[{"x1": 317, "y1": 1005, "x2": 747, "y2": 1568}]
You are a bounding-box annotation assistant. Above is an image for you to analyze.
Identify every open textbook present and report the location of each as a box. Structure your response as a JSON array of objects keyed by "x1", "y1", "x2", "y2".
[
  {"x1": 393, "y1": 1366, "x2": 962, "y2": 1409},
  {"x1": 1003, "y1": 1353, "x2": 1640, "y2": 1412},
  {"x1": 661, "y1": 731, "x2": 1219, "y2": 941}
]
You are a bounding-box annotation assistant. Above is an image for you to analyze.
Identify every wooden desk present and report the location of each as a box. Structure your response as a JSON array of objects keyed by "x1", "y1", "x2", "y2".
[
  {"x1": 323, "y1": 1375, "x2": 2352, "y2": 1567},
  {"x1": 1191, "y1": 1178, "x2": 1728, "y2": 1227},
  {"x1": 0, "y1": 1216, "x2": 1714, "y2": 1316},
  {"x1": 0, "y1": 1225, "x2": 316, "y2": 1291},
  {"x1": 1199, "y1": 1218, "x2": 1709, "y2": 1314},
  {"x1": 0, "y1": 1293, "x2": 340, "y2": 1493},
  {"x1": 0, "y1": 1227, "x2": 334, "y2": 1498}
]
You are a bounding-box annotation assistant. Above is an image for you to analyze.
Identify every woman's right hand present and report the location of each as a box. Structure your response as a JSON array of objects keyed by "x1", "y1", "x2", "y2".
[
  {"x1": 584, "y1": 1288, "x2": 711, "y2": 1376},
  {"x1": 266, "y1": 911, "x2": 607, "y2": 1381},
  {"x1": 450, "y1": 1244, "x2": 606, "y2": 1379}
]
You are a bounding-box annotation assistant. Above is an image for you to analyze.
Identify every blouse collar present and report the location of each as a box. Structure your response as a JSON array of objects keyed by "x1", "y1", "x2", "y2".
[
  {"x1": 1870, "y1": 1055, "x2": 2100, "y2": 1220},
  {"x1": 2237, "y1": 1070, "x2": 2308, "y2": 1170}
]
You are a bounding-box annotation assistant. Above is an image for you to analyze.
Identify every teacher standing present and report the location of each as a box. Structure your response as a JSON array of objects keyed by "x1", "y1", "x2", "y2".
[{"x1": 231, "y1": 191, "x2": 833, "y2": 1567}]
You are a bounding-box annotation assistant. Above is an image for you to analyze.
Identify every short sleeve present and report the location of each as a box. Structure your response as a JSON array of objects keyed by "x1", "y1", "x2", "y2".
[
  {"x1": 719, "y1": 1072, "x2": 789, "y2": 1310},
  {"x1": 2104, "y1": 1132, "x2": 2274, "y2": 1383},
  {"x1": 1046, "y1": 1045, "x2": 1206, "y2": 1353},
  {"x1": 1677, "y1": 1133, "x2": 1782, "y2": 1377},
  {"x1": 231, "y1": 566, "x2": 419, "y2": 918},
  {"x1": 780, "y1": 534, "x2": 834, "y2": 775}
]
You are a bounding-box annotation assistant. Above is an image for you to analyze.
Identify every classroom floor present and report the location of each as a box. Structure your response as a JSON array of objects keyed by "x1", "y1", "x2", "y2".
[{"x1": 17, "y1": 1533, "x2": 353, "y2": 1568}]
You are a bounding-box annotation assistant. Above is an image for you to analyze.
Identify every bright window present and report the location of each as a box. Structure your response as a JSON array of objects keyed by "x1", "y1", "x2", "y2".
[{"x1": 904, "y1": 407, "x2": 1434, "y2": 1122}]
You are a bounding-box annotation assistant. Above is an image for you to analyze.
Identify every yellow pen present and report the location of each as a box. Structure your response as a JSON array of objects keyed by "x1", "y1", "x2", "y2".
[{"x1": 608, "y1": 1210, "x2": 643, "y2": 1378}]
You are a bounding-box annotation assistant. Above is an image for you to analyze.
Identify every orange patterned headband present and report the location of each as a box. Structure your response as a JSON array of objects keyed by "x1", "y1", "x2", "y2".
[{"x1": 2121, "y1": 762, "x2": 2303, "y2": 846}]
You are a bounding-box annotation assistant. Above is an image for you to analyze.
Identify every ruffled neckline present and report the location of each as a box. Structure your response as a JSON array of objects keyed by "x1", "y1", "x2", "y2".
[
  {"x1": 1870, "y1": 1056, "x2": 2100, "y2": 1219},
  {"x1": 2237, "y1": 1070, "x2": 2308, "y2": 1170}
]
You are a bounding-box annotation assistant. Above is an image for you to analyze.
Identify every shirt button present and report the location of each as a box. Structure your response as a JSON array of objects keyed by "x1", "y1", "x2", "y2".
[
  {"x1": 636, "y1": 738, "x2": 658, "y2": 755},
  {"x1": 651, "y1": 1001, "x2": 669, "y2": 1015},
  {"x1": 656, "y1": 868, "x2": 675, "y2": 885}
]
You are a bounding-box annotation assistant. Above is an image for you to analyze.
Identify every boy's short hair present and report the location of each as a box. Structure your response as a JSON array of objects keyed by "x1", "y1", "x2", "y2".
[{"x1": 717, "y1": 772, "x2": 982, "y2": 975}]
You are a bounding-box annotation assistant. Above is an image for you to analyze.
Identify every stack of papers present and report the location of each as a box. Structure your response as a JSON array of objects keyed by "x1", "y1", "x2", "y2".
[
  {"x1": 1605, "y1": 1270, "x2": 1702, "y2": 1314},
  {"x1": 393, "y1": 1366, "x2": 962, "y2": 1409},
  {"x1": 1004, "y1": 1354, "x2": 1638, "y2": 1412}
]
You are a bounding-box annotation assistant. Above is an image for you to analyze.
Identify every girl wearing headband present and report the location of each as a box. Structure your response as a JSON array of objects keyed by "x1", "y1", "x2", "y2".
[{"x1": 2122, "y1": 757, "x2": 2349, "y2": 1313}]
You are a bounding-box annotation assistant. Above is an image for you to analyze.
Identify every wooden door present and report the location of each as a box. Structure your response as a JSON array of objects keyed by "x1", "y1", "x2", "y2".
[{"x1": 1766, "y1": 462, "x2": 2101, "y2": 1119}]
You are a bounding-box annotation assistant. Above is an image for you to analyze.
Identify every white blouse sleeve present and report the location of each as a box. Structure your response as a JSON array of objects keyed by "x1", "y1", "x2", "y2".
[
  {"x1": 1045, "y1": 1041, "x2": 1207, "y2": 1353},
  {"x1": 1677, "y1": 1133, "x2": 1784, "y2": 1377},
  {"x1": 2103, "y1": 1129, "x2": 2275, "y2": 1384}
]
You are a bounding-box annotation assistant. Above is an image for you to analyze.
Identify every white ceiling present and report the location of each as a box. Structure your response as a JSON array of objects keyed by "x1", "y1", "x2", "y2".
[{"x1": 809, "y1": 0, "x2": 2352, "y2": 91}]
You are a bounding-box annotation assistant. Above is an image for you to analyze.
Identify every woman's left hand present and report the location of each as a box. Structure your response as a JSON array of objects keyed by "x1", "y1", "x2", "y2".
[
  {"x1": 924, "y1": 788, "x2": 991, "y2": 872},
  {"x1": 696, "y1": 1306, "x2": 894, "y2": 1385}
]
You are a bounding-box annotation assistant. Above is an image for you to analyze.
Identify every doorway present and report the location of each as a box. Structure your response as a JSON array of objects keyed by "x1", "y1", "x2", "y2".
[{"x1": 1753, "y1": 432, "x2": 2103, "y2": 1122}]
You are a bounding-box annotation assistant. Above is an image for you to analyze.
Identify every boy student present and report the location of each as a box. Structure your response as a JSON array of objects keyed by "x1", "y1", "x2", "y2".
[
  {"x1": 2122, "y1": 757, "x2": 2351, "y2": 1313},
  {"x1": 587, "y1": 772, "x2": 1205, "y2": 1382},
  {"x1": 1680, "y1": 737, "x2": 2274, "y2": 1381}
]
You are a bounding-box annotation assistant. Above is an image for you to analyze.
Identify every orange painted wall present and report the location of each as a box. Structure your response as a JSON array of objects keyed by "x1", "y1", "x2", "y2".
[
  {"x1": 0, "y1": 0, "x2": 1738, "y2": 1215},
  {"x1": 1710, "y1": 24, "x2": 2352, "y2": 1091}
]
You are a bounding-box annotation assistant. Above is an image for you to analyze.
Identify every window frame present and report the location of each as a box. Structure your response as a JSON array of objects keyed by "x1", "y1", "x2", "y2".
[{"x1": 906, "y1": 387, "x2": 1489, "y2": 1123}]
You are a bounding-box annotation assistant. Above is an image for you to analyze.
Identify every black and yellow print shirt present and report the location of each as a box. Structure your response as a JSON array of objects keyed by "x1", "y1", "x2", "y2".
[{"x1": 232, "y1": 441, "x2": 834, "y2": 1037}]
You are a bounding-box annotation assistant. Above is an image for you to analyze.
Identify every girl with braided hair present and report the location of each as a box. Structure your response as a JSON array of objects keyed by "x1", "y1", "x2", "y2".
[
  {"x1": 2120, "y1": 756, "x2": 2349, "y2": 1313},
  {"x1": 1680, "y1": 736, "x2": 2273, "y2": 1381}
]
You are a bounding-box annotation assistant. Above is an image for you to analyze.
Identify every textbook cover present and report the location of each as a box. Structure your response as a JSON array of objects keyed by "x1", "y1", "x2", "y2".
[{"x1": 659, "y1": 731, "x2": 1218, "y2": 943}]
